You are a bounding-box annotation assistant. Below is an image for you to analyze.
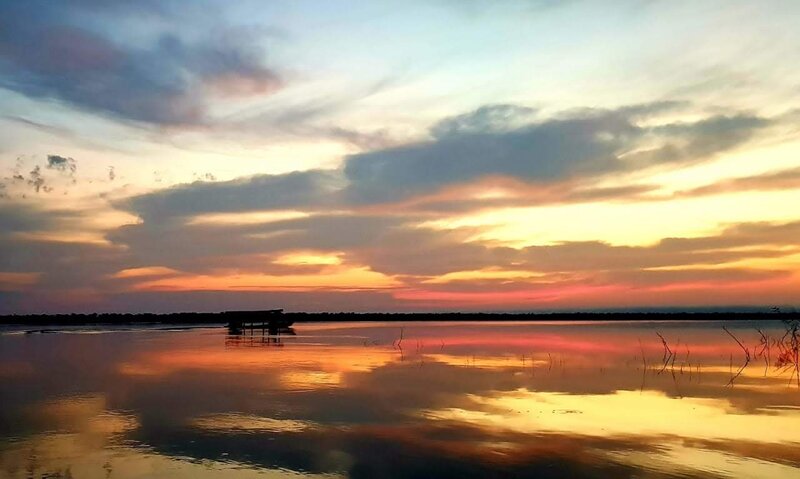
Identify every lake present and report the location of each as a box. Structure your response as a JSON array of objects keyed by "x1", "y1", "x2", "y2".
[{"x1": 1, "y1": 320, "x2": 798, "y2": 478}]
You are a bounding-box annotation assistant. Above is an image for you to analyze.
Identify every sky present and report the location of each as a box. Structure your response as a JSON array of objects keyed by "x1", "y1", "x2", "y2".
[{"x1": 1, "y1": 0, "x2": 799, "y2": 313}]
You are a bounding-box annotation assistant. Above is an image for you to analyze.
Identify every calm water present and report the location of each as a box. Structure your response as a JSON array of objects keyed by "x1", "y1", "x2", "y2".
[{"x1": 1, "y1": 320, "x2": 798, "y2": 478}]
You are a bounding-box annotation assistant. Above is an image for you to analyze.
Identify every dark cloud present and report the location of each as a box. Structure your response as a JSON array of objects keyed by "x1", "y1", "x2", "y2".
[
  {"x1": 120, "y1": 169, "x2": 343, "y2": 222},
  {"x1": 107, "y1": 213, "x2": 409, "y2": 272},
  {"x1": 0, "y1": 236, "x2": 122, "y2": 290},
  {"x1": 343, "y1": 105, "x2": 768, "y2": 204},
  {"x1": 0, "y1": 203, "x2": 60, "y2": 234},
  {"x1": 117, "y1": 103, "x2": 774, "y2": 225},
  {"x1": 0, "y1": 203, "x2": 124, "y2": 291},
  {"x1": 2, "y1": 155, "x2": 81, "y2": 196},
  {"x1": 0, "y1": 1, "x2": 280, "y2": 125},
  {"x1": 430, "y1": 104, "x2": 538, "y2": 139},
  {"x1": 26, "y1": 166, "x2": 49, "y2": 193},
  {"x1": 46, "y1": 155, "x2": 77, "y2": 177},
  {"x1": 629, "y1": 114, "x2": 769, "y2": 167},
  {"x1": 343, "y1": 111, "x2": 634, "y2": 204}
]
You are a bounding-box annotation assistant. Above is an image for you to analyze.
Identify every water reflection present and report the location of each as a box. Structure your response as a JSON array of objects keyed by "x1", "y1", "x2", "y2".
[
  {"x1": 1, "y1": 320, "x2": 798, "y2": 478},
  {"x1": 225, "y1": 325, "x2": 295, "y2": 347}
]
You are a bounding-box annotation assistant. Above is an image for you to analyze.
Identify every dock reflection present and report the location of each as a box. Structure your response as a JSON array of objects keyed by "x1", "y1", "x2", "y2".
[{"x1": 225, "y1": 325, "x2": 296, "y2": 347}]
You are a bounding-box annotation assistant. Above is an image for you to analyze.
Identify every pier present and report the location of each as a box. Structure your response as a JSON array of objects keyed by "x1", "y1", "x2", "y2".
[{"x1": 224, "y1": 309, "x2": 293, "y2": 334}]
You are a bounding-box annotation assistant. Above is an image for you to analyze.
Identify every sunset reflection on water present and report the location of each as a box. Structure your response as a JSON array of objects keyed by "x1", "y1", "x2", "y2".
[{"x1": 1, "y1": 321, "x2": 798, "y2": 478}]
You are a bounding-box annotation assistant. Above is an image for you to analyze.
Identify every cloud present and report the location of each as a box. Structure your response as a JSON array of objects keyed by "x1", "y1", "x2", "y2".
[
  {"x1": 2, "y1": 155, "x2": 82, "y2": 196},
  {"x1": 117, "y1": 103, "x2": 776, "y2": 226},
  {"x1": 101, "y1": 102, "x2": 796, "y2": 298},
  {"x1": 110, "y1": 183, "x2": 800, "y2": 285},
  {"x1": 107, "y1": 213, "x2": 410, "y2": 272},
  {"x1": 26, "y1": 166, "x2": 49, "y2": 193},
  {"x1": 5, "y1": 100, "x2": 796, "y2": 312},
  {"x1": 0, "y1": 236, "x2": 122, "y2": 289},
  {"x1": 629, "y1": 114, "x2": 770, "y2": 167},
  {"x1": 0, "y1": 1, "x2": 281, "y2": 126},
  {"x1": 343, "y1": 104, "x2": 768, "y2": 204},
  {"x1": 120, "y1": 169, "x2": 344, "y2": 222},
  {"x1": 0, "y1": 203, "x2": 60, "y2": 233},
  {"x1": 343, "y1": 111, "x2": 632, "y2": 204},
  {"x1": 3, "y1": 215, "x2": 799, "y2": 311},
  {"x1": 0, "y1": 203, "x2": 124, "y2": 291},
  {"x1": 430, "y1": 104, "x2": 538, "y2": 139},
  {"x1": 677, "y1": 167, "x2": 800, "y2": 197},
  {"x1": 46, "y1": 155, "x2": 77, "y2": 179}
]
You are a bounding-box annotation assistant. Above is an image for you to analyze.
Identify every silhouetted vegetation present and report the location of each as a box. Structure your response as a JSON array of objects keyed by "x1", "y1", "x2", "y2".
[
  {"x1": 1, "y1": 310, "x2": 799, "y2": 327},
  {"x1": 776, "y1": 319, "x2": 800, "y2": 386}
]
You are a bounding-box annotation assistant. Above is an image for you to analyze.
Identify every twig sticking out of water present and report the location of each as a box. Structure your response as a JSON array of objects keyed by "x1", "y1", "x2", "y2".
[
  {"x1": 755, "y1": 328, "x2": 771, "y2": 377},
  {"x1": 638, "y1": 339, "x2": 647, "y2": 370},
  {"x1": 723, "y1": 326, "x2": 751, "y2": 387},
  {"x1": 393, "y1": 327, "x2": 404, "y2": 350},
  {"x1": 656, "y1": 332, "x2": 675, "y2": 375},
  {"x1": 681, "y1": 345, "x2": 690, "y2": 376},
  {"x1": 638, "y1": 339, "x2": 647, "y2": 393}
]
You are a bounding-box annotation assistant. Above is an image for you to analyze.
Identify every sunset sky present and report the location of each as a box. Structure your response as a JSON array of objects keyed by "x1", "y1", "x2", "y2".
[{"x1": 1, "y1": 0, "x2": 799, "y2": 313}]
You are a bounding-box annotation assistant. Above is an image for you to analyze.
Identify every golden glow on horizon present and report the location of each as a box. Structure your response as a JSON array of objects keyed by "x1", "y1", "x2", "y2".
[
  {"x1": 422, "y1": 268, "x2": 543, "y2": 284},
  {"x1": 112, "y1": 266, "x2": 180, "y2": 278},
  {"x1": 187, "y1": 210, "x2": 310, "y2": 226},
  {"x1": 11, "y1": 230, "x2": 117, "y2": 245},
  {"x1": 424, "y1": 189, "x2": 800, "y2": 247},
  {"x1": 273, "y1": 251, "x2": 343, "y2": 266},
  {"x1": 130, "y1": 265, "x2": 398, "y2": 292}
]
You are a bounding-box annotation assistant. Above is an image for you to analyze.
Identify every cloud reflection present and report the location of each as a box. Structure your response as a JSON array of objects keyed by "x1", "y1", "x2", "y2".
[{"x1": 1, "y1": 321, "x2": 798, "y2": 478}]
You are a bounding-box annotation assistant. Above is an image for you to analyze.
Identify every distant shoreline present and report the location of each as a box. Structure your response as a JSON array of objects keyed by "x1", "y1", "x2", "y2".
[{"x1": 1, "y1": 310, "x2": 798, "y2": 326}]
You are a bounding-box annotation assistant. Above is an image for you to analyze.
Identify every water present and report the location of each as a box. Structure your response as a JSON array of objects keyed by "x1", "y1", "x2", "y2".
[{"x1": 1, "y1": 320, "x2": 798, "y2": 478}]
